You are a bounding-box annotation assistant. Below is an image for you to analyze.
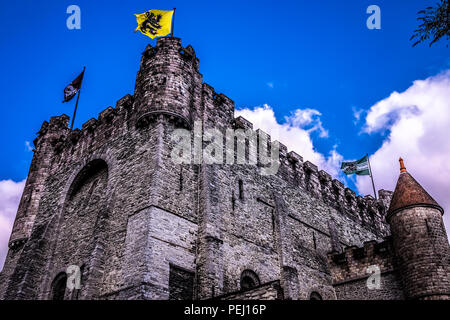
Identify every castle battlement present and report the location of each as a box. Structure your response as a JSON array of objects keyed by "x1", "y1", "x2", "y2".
[
  {"x1": 32, "y1": 92, "x2": 390, "y2": 239},
  {"x1": 327, "y1": 237, "x2": 396, "y2": 284},
  {"x1": 227, "y1": 115, "x2": 391, "y2": 235},
  {"x1": 41, "y1": 104, "x2": 388, "y2": 232}
]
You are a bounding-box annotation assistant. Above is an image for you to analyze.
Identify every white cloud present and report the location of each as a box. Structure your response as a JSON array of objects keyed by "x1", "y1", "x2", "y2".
[
  {"x1": 285, "y1": 108, "x2": 329, "y2": 138},
  {"x1": 266, "y1": 82, "x2": 274, "y2": 89},
  {"x1": 0, "y1": 179, "x2": 25, "y2": 271},
  {"x1": 235, "y1": 104, "x2": 342, "y2": 177},
  {"x1": 357, "y1": 70, "x2": 450, "y2": 236},
  {"x1": 25, "y1": 141, "x2": 33, "y2": 152},
  {"x1": 352, "y1": 107, "x2": 364, "y2": 125}
]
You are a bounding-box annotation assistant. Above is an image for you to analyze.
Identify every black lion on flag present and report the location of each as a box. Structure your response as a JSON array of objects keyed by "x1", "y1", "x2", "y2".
[{"x1": 141, "y1": 12, "x2": 162, "y2": 35}]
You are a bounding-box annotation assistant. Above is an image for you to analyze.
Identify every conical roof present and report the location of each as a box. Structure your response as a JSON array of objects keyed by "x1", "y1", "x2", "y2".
[{"x1": 387, "y1": 158, "x2": 443, "y2": 219}]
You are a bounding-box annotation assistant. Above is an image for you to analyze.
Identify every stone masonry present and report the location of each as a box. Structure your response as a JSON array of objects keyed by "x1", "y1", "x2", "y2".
[{"x1": 0, "y1": 37, "x2": 449, "y2": 300}]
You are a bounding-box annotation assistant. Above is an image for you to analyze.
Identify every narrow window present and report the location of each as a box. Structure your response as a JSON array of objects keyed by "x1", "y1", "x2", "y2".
[
  {"x1": 313, "y1": 232, "x2": 317, "y2": 250},
  {"x1": 238, "y1": 180, "x2": 244, "y2": 200},
  {"x1": 179, "y1": 166, "x2": 183, "y2": 191},
  {"x1": 271, "y1": 211, "x2": 275, "y2": 233},
  {"x1": 231, "y1": 192, "x2": 236, "y2": 211},
  {"x1": 425, "y1": 218, "x2": 431, "y2": 234}
]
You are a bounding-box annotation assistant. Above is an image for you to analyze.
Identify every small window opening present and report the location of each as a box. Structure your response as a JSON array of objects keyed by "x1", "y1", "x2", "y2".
[
  {"x1": 231, "y1": 192, "x2": 236, "y2": 211},
  {"x1": 238, "y1": 180, "x2": 244, "y2": 200},
  {"x1": 240, "y1": 270, "x2": 260, "y2": 291},
  {"x1": 179, "y1": 166, "x2": 183, "y2": 191},
  {"x1": 313, "y1": 232, "x2": 317, "y2": 250}
]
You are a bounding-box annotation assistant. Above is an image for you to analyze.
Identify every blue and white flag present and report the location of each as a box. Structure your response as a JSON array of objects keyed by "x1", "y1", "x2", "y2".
[{"x1": 341, "y1": 155, "x2": 370, "y2": 176}]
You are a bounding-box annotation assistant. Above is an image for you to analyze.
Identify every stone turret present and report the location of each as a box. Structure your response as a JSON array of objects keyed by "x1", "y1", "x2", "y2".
[
  {"x1": 387, "y1": 158, "x2": 450, "y2": 300},
  {"x1": 8, "y1": 115, "x2": 70, "y2": 249},
  {"x1": 133, "y1": 37, "x2": 202, "y2": 129}
]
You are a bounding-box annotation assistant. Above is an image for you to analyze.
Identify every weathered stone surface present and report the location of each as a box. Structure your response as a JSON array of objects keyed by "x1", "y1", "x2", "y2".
[{"x1": 1, "y1": 37, "x2": 448, "y2": 301}]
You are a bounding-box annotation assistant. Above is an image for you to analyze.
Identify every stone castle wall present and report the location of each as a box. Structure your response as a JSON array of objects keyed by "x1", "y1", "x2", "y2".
[
  {"x1": 1, "y1": 37, "x2": 397, "y2": 300},
  {"x1": 327, "y1": 238, "x2": 404, "y2": 300}
]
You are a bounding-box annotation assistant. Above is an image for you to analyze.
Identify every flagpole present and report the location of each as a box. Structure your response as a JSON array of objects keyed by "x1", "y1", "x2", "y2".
[
  {"x1": 171, "y1": 8, "x2": 176, "y2": 38},
  {"x1": 70, "y1": 66, "x2": 85, "y2": 130},
  {"x1": 367, "y1": 153, "x2": 377, "y2": 200}
]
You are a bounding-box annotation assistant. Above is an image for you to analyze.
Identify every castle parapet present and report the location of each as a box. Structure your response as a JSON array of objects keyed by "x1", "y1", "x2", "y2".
[
  {"x1": 327, "y1": 237, "x2": 396, "y2": 284},
  {"x1": 134, "y1": 37, "x2": 204, "y2": 130},
  {"x1": 228, "y1": 116, "x2": 391, "y2": 235},
  {"x1": 201, "y1": 83, "x2": 234, "y2": 129},
  {"x1": 233, "y1": 116, "x2": 253, "y2": 130}
]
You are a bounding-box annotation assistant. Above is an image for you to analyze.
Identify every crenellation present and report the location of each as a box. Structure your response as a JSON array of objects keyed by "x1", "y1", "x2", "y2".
[
  {"x1": 48, "y1": 114, "x2": 69, "y2": 131},
  {"x1": 318, "y1": 170, "x2": 333, "y2": 203},
  {"x1": 81, "y1": 118, "x2": 98, "y2": 132},
  {"x1": 275, "y1": 142, "x2": 290, "y2": 182},
  {"x1": 233, "y1": 116, "x2": 253, "y2": 130},
  {"x1": 37, "y1": 120, "x2": 49, "y2": 134},
  {"x1": 276, "y1": 141, "x2": 288, "y2": 158},
  {"x1": 318, "y1": 170, "x2": 331, "y2": 182},
  {"x1": 115, "y1": 94, "x2": 133, "y2": 111},
  {"x1": 286, "y1": 151, "x2": 302, "y2": 164},
  {"x1": 286, "y1": 151, "x2": 304, "y2": 188},
  {"x1": 378, "y1": 189, "x2": 393, "y2": 213},
  {"x1": 179, "y1": 44, "x2": 199, "y2": 71},
  {"x1": 332, "y1": 179, "x2": 344, "y2": 192},
  {"x1": 364, "y1": 196, "x2": 379, "y2": 221},
  {"x1": 344, "y1": 188, "x2": 356, "y2": 201},
  {"x1": 303, "y1": 160, "x2": 318, "y2": 174},
  {"x1": 328, "y1": 238, "x2": 396, "y2": 285},
  {"x1": 303, "y1": 161, "x2": 321, "y2": 198},
  {"x1": 215, "y1": 93, "x2": 233, "y2": 106},
  {"x1": 356, "y1": 195, "x2": 367, "y2": 221},
  {"x1": 254, "y1": 128, "x2": 270, "y2": 163},
  {"x1": 202, "y1": 83, "x2": 215, "y2": 97},
  {"x1": 331, "y1": 179, "x2": 345, "y2": 212},
  {"x1": 98, "y1": 106, "x2": 115, "y2": 123},
  {"x1": 344, "y1": 187, "x2": 358, "y2": 218}
]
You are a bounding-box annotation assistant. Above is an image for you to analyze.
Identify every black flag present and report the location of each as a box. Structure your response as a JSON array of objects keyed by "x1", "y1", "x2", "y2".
[{"x1": 63, "y1": 68, "x2": 85, "y2": 103}]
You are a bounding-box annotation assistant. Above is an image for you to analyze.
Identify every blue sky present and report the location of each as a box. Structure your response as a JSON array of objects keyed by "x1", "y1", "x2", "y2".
[{"x1": 0, "y1": 0, "x2": 448, "y2": 182}]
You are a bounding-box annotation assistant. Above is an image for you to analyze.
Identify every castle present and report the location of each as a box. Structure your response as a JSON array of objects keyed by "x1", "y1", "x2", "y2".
[{"x1": 0, "y1": 37, "x2": 449, "y2": 300}]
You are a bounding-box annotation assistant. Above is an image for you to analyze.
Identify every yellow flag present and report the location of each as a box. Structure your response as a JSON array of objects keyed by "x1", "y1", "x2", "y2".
[{"x1": 134, "y1": 9, "x2": 174, "y2": 39}]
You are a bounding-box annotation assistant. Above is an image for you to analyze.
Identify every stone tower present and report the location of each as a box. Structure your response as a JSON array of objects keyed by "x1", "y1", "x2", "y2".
[
  {"x1": 133, "y1": 37, "x2": 202, "y2": 129},
  {"x1": 387, "y1": 158, "x2": 450, "y2": 300}
]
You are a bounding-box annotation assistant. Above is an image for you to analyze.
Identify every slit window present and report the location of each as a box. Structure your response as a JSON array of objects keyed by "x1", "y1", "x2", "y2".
[{"x1": 238, "y1": 180, "x2": 244, "y2": 200}]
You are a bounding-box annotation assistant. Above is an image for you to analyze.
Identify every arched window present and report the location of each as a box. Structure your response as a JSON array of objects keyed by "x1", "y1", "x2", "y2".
[
  {"x1": 240, "y1": 269, "x2": 260, "y2": 291},
  {"x1": 310, "y1": 291, "x2": 323, "y2": 300},
  {"x1": 52, "y1": 272, "x2": 67, "y2": 300},
  {"x1": 65, "y1": 159, "x2": 108, "y2": 219},
  {"x1": 68, "y1": 159, "x2": 108, "y2": 201}
]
